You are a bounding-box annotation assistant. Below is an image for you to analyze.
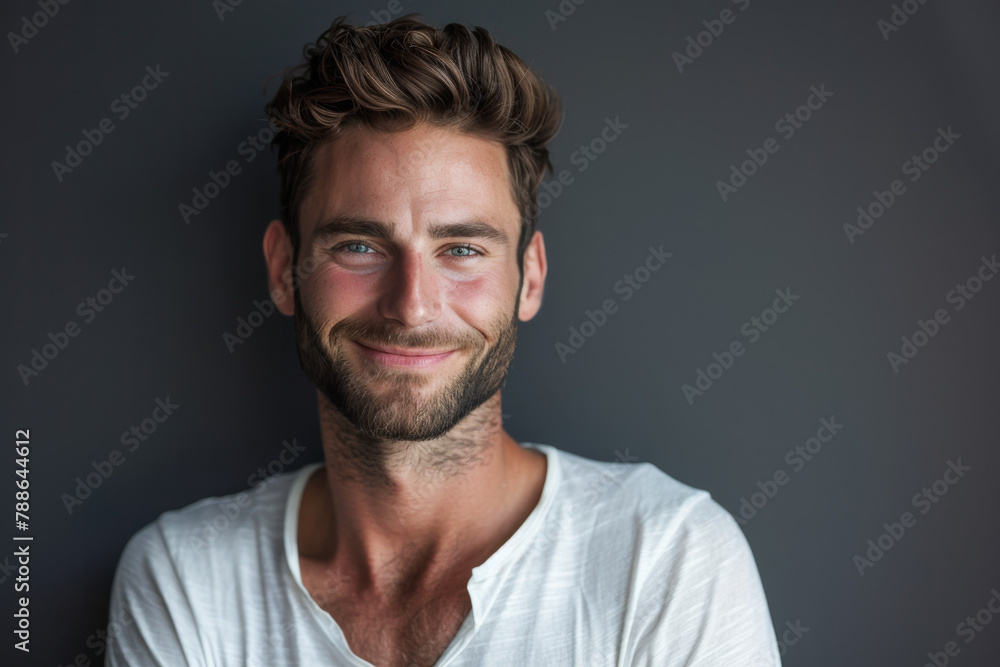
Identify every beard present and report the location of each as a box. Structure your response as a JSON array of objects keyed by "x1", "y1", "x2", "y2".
[{"x1": 292, "y1": 286, "x2": 519, "y2": 443}]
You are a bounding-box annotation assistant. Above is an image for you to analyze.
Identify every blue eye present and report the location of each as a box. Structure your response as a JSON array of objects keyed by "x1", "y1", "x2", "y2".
[
  {"x1": 447, "y1": 245, "x2": 480, "y2": 257},
  {"x1": 343, "y1": 242, "x2": 373, "y2": 254}
]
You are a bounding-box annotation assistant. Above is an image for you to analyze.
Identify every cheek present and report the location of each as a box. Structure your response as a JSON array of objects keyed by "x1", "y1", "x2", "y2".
[
  {"x1": 444, "y1": 272, "x2": 515, "y2": 324},
  {"x1": 305, "y1": 265, "x2": 379, "y2": 318}
]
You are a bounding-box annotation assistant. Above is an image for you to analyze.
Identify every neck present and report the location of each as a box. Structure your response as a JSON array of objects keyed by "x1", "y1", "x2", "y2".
[
  {"x1": 319, "y1": 389, "x2": 505, "y2": 489},
  {"x1": 300, "y1": 389, "x2": 544, "y2": 596}
]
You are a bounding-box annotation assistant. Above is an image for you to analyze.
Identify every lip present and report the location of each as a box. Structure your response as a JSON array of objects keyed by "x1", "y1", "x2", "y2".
[{"x1": 353, "y1": 340, "x2": 456, "y2": 368}]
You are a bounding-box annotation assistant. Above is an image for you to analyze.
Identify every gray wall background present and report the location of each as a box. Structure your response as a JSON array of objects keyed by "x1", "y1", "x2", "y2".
[{"x1": 2, "y1": 0, "x2": 999, "y2": 664}]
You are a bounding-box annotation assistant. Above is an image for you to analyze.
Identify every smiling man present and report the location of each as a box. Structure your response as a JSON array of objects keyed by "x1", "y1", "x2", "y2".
[{"x1": 107, "y1": 15, "x2": 780, "y2": 667}]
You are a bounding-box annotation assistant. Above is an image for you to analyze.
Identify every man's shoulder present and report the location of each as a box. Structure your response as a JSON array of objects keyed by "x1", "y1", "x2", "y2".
[
  {"x1": 105, "y1": 464, "x2": 322, "y2": 661},
  {"x1": 540, "y1": 444, "x2": 742, "y2": 553},
  {"x1": 536, "y1": 445, "x2": 774, "y2": 656},
  {"x1": 546, "y1": 444, "x2": 716, "y2": 514},
  {"x1": 116, "y1": 463, "x2": 317, "y2": 574}
]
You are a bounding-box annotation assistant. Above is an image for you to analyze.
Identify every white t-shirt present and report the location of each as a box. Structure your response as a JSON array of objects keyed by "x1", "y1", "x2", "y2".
[{"x1": 106, "y1": 443, "x2": 781, "y2": 666}]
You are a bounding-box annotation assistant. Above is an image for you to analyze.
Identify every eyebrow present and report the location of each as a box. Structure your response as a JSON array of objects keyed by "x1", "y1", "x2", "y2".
[{"x1": 310, "y1": 214, "x2": 509, "y2": 246}]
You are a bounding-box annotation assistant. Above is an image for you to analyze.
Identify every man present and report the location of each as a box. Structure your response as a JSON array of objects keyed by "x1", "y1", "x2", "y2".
[{"x1": 107, "y1": 14, "x2": 781, "y2": 666}]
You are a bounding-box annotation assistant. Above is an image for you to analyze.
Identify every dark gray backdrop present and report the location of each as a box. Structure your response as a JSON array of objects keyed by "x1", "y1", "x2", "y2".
[{"x1": 2, "y1": 0, "x2": 999, "y2": 665}]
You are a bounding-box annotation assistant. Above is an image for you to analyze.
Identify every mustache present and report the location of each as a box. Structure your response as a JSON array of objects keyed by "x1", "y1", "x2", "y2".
[{"x1": 328, "y1": 316, "x2": 483, "y2": 351}]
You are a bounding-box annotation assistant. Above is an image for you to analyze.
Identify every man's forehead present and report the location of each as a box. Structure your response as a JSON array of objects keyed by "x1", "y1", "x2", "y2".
[
  {"x1": 317, "y1": 122, "x2": 507, "y2": 180},
  {"x1": 299, "y1": 122, "x2": 518, "y2": 240}
]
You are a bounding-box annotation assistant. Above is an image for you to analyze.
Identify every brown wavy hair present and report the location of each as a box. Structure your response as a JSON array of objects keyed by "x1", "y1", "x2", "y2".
[{"x1": 265, "y1": 14, "x2": 563, "y2": 273}]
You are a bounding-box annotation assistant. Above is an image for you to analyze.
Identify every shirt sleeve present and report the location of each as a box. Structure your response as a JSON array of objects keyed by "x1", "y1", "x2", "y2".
[
  {"x1": 629, "y1": 496, "x2": 782, "y2": 666},
  {"x1": 105, "y1": 520, "x2": 207, "y2": 667}
]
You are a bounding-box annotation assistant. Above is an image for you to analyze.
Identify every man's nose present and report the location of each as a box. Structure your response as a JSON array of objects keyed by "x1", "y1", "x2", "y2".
[{"x1": 377, "y1": 249, "x2": 442, "y2": 327}]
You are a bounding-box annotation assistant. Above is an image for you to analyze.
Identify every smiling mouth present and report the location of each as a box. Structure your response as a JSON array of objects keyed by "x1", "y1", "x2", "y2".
[{"x1": 353, "y1": 340, "x2": 457, "y2": 368}]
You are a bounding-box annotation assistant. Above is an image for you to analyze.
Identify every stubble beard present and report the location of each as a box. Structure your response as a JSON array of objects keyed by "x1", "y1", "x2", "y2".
[{"x1": 292, "y1": 286, "x2": 519, "y2": 444}]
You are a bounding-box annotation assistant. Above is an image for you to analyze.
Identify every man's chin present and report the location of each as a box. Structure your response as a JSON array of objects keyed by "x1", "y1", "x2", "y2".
[
  {"x1": 350, "y1": 380, "x2": 440, "y2": 410},
  {"x1": 320, "y1": 391, "x2": 465, "y2": 442},
  {"x1": 316, "y1": 365, "x2": 465, "y2": 440}
]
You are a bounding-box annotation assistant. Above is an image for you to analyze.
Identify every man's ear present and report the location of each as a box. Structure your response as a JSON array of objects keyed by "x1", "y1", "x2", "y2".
[
  {"x1": 518, "y1": 230, "x2": 547, "y2": 322},
  {"x1": 263, "y1": 219, "x2": 295, "y2": 316}
]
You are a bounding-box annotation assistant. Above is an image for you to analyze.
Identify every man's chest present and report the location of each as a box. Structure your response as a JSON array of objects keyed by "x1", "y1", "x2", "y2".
[{"x1": 300, "y1": 562, "x2": 473, "y2": 667}]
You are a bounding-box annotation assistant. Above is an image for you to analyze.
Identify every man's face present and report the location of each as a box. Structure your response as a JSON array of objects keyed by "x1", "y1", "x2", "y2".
[{"x1": 286, "y1": 122, "x2": 530, "y2": 441}]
